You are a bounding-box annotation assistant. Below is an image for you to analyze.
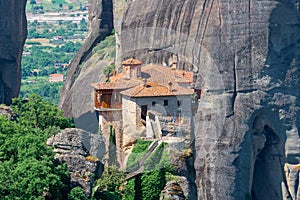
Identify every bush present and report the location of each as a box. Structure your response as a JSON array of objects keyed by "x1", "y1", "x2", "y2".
[
  {"x1": 92, "y1": 166, "x2": 126, "y2": 200},
  {"x1": 68, "y1": 187, "x2": 88, "y2": 200},
  {"x1": 0, "y1": 95, "x2": 74, "y2": 199},
  {"x1": 126, "y1": 139, "x2": 152, "y2": 172}
]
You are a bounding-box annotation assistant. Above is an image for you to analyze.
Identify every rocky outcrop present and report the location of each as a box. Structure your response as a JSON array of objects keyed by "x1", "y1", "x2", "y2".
[
  {"x1": 120, "y1": 0, "x2": 300, "y2": 199},
  {"x1": 47, "y1": 128, "x2": 105, "y2": 196},
  {"x1": 160, "y1": 180, "x2": 186, "y2": 200},
  {"x1": 59, "y1": 0, "x2": 300, "y2": 199},
  {"x1": 59, "y1": 0, "x2": 114, "y2": 118},
  {"x1": 0, "y1": 0, "x2": 27, "y2": 105}
]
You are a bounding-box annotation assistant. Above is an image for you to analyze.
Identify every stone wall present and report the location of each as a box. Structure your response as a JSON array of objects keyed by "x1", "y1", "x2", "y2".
[{"x1": 122, "y1": 95, "x2": 138, "y2": 145}]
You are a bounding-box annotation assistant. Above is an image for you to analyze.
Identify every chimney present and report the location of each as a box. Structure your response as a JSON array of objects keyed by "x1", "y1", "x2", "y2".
[
  {"x1": 168, "y1": 82, "x2": 173, "y2": 92},
  {"x1": 143, "y1": 78, "x2": 147, "y2": 87},
  {"x1": 171, "y1": 61, "x2": 177, "y2": 70},
  {"x1": 124, "y1": 66, "x2": 130, "y2": 79},
  {"x1": 122, "y1": 58, "x2": 142, "y2": 79}
]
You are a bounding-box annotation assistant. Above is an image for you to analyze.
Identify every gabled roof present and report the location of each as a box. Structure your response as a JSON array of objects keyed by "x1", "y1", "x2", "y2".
[
  {"x1": 91, "y1": 62, "x2": 194, "y2": 97},
  {"x1": 91, "y1": 79, "x2": 141, "y2": 90},
  {"x1": 120, "y1": 82, "x2": 194, "y2": 97},
  {"x1": 109, "y1": 64, "x2": 193, "y2": 86},
  {"x1": 122, "y1": 58, "x2": 142, "y2": 66},
  {"x1": 141, "y1": 64, "x2": 193, "y2": 85}
]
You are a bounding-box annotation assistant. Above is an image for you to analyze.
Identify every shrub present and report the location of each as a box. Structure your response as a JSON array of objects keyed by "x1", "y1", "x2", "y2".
[
  {"x1": 68, "y1": 187, "x2": 88, "y2": 200},
  {"x1": 126, "y1": 139, "x2": 152, "y2": 172}
]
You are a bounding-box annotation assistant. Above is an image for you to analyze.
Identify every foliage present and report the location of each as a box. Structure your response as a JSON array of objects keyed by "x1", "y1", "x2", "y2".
[
  {"x1": 26, "y1": 0, "x2": 87, "y2": 12},
  {"x1": 144, "y1": 142, "x2": 172, "y2": 172},
  {"x1": 103, "y1": 63, "x2": 116, "y2": 79},
  {"x1": 93, "y1": 166, "x2": 126, "y2": 200},
  {"x1": 20, "y1": 78, "x2": 64, "y2": 105},
  {"x1": 122, "y1": 179, "x2": 135, "y2": 200},
  {"x1": 11, "y1": 94, "x2": 73, "y2": 130},
  {"x1": 140, "y1": 169, "x2": 167, "y2": 200},
  {"x1": 92, "y1": 34, "x2": 116, "y2": 60},
  {"x1": 126, "y1": 139, "x2": 152, "y2": 172},
  {"x1": 124, "y1": 142, "x2": 173, "y2": 200},
  {"x1": 0, "y1": 96, "x2": 74, "y2": 199},
  {"x1": 68, "y1": 187, "x2": 88, "y2": 200}
]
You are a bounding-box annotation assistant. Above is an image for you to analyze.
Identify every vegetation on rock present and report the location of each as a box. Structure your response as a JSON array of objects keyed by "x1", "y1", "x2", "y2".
[{"x1": 0, "y1": 95, "x2": 76, "y2": 199}]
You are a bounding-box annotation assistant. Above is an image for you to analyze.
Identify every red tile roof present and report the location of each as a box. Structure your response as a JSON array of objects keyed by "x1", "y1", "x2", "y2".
[
  {"x1": 92, "y1": 63, "x2": 194, "y2": 97},
  {"x1": 49, "y1": 73, "x2": 64, "y2": 77},
  {"x1": 135, "y1": 64, "x2": 193, "y2": 88},
  {"x1": 122, "y1": 58, "x2": 142, "y2": 66},
  {"x1": 91, "y1": 80, "x2": 141, "y2": 90},
  {"x1": 120, "y1": 82, "x2": 194, "y2": 97}
]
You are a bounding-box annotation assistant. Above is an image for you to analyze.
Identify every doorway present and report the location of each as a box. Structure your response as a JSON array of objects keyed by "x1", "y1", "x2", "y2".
[{"x1": 141, "y1": 105, "x2": 147, "y2": 121}]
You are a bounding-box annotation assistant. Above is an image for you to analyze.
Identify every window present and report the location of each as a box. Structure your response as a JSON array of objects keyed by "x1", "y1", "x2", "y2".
[
  {"x1": 177, "y1": 100, "x2": 182, "y2": 107},
  {"x1": 114, "y1": 93, "x2": 121, "y2": 102},
  {"x1": 163, "y1": 100, "x2": 168, "y2": 106},
  {"x1": 152, "y1": 101, "x2": 156, "y2": 106}
]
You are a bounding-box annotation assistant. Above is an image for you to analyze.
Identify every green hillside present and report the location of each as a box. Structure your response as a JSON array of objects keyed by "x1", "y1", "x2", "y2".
[{"x1": 27, "y1": 0, "x2": 88, "y2": 12}]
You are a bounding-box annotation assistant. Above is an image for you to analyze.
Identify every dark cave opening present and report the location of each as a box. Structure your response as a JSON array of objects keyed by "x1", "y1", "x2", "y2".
[{"x1": 251, "y1": 125, "x2": 284, "y2": 200}]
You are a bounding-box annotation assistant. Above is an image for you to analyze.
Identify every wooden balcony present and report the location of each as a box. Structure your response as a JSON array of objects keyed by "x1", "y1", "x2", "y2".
[{"x1": 94, "y1": 101, "x2": 122, "y2": 111}]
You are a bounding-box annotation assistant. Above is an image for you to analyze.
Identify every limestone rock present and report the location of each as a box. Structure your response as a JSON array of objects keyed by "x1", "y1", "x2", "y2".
[
  {"x1": 47, "y1": 128, "x2": 105, "y2": 196},
  {"x1": 0, "y1": 0, "x2": 27, "y2": 105},
  {"x1": 120, "y1": 0, "x2": 300, "y2": 199},
  {"x1": 160, "y1": 180, "x2": 186, "y2": 200},
  {"x1": 59, "y1": 0, "x2": 114, "y2": 118},
  {"x1": 59, "y1": 0, "x2": 300, "y2": 199}
]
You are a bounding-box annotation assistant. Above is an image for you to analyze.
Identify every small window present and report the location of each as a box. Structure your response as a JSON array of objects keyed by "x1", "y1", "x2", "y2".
[
  {"x1": 152, "y1": 101, "x2": 156, "y2": 106},
  {"x1": 163, "y1": 100, "x2": 169, "y2": 106},
  {"x1": 114, "y1": 93, "x2": 121, "y2": 102},
  {"x1": 177, "y1": 100, "x2": 182, "y2": 107}
]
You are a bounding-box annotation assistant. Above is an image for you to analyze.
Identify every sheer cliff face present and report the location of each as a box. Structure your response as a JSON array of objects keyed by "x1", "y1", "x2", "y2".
[
  {"x1": 59, "y1": 0, "x2": 113, "y2": 118},
  {"x1": 60, "y1": 0, "x2": 300, "y2": 199},
  {"x1": 120, "y1": 0, "x2": 300, "y2": 199},
  {"x1": 0, "y1": 0, "x2": 27, "y2": 105}
]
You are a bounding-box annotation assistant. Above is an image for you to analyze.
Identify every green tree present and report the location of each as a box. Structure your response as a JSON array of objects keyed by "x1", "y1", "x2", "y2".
[
  {"x1": 93, "y1": 166, "x2": 126, "y2": 199},
  {"x1": 0, "y1": 114, "x2": 71, "y2": 199},
  {"x1": 68, "y1": 187, "x2": 88, "y2": 200},
  {"x1": 11, "y1": 94, "x2": 73, "y2": 130}
]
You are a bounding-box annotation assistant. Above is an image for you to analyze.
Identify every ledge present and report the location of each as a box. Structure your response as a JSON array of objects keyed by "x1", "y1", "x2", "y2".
[{"x1": 94, "y1": 107, "x2": 122, "y2": 112}]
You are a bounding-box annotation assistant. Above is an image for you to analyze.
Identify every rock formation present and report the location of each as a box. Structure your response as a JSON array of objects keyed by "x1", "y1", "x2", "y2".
[
  {"x1": 0, "y1": 0, "x2": 27, "y2": 105},
  {"x1": 160, "y1": 180, "x2": 186, "y2": 200},
  {"x1": 47, "y1": 128, "x2": 105, "y2": 196},
  {"x1": 120, "y1": 0, "x2": 300, "y2": 199},
  {"x1": 59, "y1": 0, "x2": 114, "y2": 120},
  {"x1": 60, "y1": 0, "x2": 300, "y2": 199}
]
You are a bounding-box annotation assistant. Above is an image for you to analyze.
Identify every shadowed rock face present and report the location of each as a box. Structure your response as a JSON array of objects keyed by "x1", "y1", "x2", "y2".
[
  {"x1": 0, "y1": 0, "x2": 27, "y2": 105},
  {"x1": 59, "y1": 0, "x2": 113, "y2": 117},
  {"x1": 120, "y1": 0, "x2": 300, "y2": 199}
]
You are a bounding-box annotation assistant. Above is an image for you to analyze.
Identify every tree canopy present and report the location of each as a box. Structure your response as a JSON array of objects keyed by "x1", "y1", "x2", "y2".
[{"x1": 0, "y1": 95, "x2": 76, "y2": 199}]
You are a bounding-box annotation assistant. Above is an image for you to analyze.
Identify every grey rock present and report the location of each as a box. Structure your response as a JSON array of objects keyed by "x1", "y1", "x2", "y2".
[
  {"x1": 120, "y1": 0, "x2": 300, "y2": 199},
  {"x1": 47, "y1": 128, "x2": 105, "y2": 196},
  {"x1": 160, "y1": 180, "x2": 186, "y2": 200},
  {"x1": 0, "y1": 0, "x2": 27, "y2": 105},
  {"x1": 59, "y1": 0, "x2": 114, "y2": 118},
  {"x1": 59, "y1": 0, "x2": 300, "y2": 199}
]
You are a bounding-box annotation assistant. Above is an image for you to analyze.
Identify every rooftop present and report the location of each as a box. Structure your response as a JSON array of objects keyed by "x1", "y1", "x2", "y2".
[
  {"x1": 122, "y1": 58, "x2": 142, "y2": 66},
  {"x1": 120, "y1": 82, "x2": 194, "y2": 97},
  {"x1": 91, "y1": 61, "x2": 194, "y2": 97},
  {"x1": 49, "y1": 73, "x2": 64, "y2": 77},
  {"x1": 91, "y1": 79, "x2": 141, "y2": 90}
]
